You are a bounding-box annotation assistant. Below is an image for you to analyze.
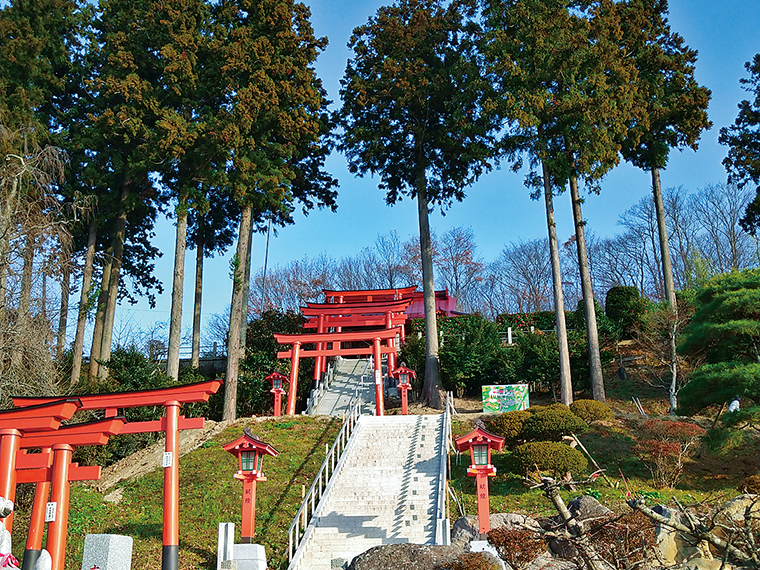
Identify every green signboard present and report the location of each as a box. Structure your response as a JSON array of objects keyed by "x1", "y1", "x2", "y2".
[{"x1": 481, "y1": 384, "x2": 529, "y2": 413}]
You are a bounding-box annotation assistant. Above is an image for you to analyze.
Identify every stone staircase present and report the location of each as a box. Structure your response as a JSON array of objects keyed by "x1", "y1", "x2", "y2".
[
  {"x1": 312, "y1": 358, "x2": 376, "y2": 417},
  {"x1": 292, "y1": 414, "x2": 444, "y2": 570}
]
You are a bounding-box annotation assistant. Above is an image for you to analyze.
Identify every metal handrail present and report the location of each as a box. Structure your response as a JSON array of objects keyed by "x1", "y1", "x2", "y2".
[
  {"x1": 287, "y1": 395, "x2": 363, "y2": 563},
  {"x1": 307, "y1": 361, "x2": 335, "y2": 415},
  {"x1": 434, "y1": 391, "x2": 453, "y2": 545}
]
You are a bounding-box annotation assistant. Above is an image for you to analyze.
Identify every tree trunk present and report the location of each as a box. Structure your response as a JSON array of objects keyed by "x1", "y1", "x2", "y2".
[
  {"x1": 166, "y1": 200, "x2": 188, "y2": 381},
  {"x1": 98, "y1": 185, "x2": 129, "y2": 381},
  {"x1": 239, "y1": 220, "x2": 254, "y2": 350},
  {"x1": 191, "y1": 223, "x2": 204, "y2": 369},
  {"x1": 71, "y1": 219, "x2": 97, "y2": 385},
  {"x1": 569, "y1": 175, "x2": 605, "y2": 402},
  {"x1": 89, "y1": 249, "x2": 112, "y2": 379},
  {"x1": 223, "y1": 206, "x2": 253, "y2": 421},
  {"x1": 0, "y1": 177, "x2": 19, "y2": 340},
  {"x1": 56, "y1": 251, "x2": 71, "y2": 359},
  {"x1": 11, "y1": 232, "x2": 35, "y2": 370},
  {"x1": 416, "y1": 165, "x2": 442, "y2": 409},
  {"x1": 652, "y1": 167, "x2": 679, "y2": 412},
  {"x1": 543, "y1": 160, "x2": 573, "y2": 405}
]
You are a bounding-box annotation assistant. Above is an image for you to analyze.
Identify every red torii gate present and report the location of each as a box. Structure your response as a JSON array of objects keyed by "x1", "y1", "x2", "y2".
[
  {"x1": 17, "y1": 417, "x2": 126, "y2": 570},
  {"x1": 13, "y1": 379, "x2": 221, "y2": 570},
  {"x1": 0, "y1": 399, "x2": 82, "y2": 532},
  {"x1": 302, "y1": 299, "x2": 411, "y2": 381},
  {"x1": 323, "y1": 286, "x2": 417, "y2": 304},
  {"x1": 275, "y1": 327, "x2": 402, "y2": 416}
]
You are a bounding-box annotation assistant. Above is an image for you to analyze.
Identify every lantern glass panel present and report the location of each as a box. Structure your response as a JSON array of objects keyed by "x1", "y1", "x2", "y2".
[
  {"x1": 399, "y1": 373, "x2": 408, "y2": 386},
  {"x1": 473, "y1": 444, "x2": 489, "y2": 466},
  {"x1": 241, "y1": 450, "x2": 257, "y2": 471},
  {"x1": 273, "y1": 378, "x2": 282, "y2": 390},
  {"x1": 256, "y1": 454, "x2": 264, "y2": 472}
]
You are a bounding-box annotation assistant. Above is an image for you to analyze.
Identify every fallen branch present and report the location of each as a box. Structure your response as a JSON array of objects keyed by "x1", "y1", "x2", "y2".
[{"x1": 627, "y1": 497, "x2": 752, "y2": 563}]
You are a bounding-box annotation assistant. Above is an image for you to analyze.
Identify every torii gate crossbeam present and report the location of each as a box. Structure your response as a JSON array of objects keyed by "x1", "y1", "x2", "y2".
[{"x1": 274, "y1": 327, "x2": 402, "y2": 416}]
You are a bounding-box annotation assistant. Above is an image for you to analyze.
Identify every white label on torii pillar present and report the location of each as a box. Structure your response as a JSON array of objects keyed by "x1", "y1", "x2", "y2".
[
  {"x1": 163, "y1": 452, "x2": 173, "y2": 468},
  {"x1": 375, "y1": 371, "x2": 382, "y2": 385},
  {"x1": 45, "y1": 502, "x2": 57, "y2": 522}
]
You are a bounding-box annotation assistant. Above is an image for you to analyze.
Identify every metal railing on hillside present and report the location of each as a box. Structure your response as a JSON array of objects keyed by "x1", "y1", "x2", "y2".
[
  {"x1": 306, "y1": 362, "x2": 335, "y2": 415},
  {"x1": 287, "y1": 395, "x2": 363, "y2": 564},
  {"x1": 434, "y1": 391, "x2": 454, "y2": 545}
]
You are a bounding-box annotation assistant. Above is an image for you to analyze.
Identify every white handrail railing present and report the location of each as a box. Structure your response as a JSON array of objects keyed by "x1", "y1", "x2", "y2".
[
  {"x1": 287, "y1": 395, "x2": 363, "y2": 564},
  {"x1": 434, "y1": 391, "x2": 453, "y2": 545}
]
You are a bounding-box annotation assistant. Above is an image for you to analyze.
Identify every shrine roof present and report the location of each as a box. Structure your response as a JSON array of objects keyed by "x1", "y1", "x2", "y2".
[{"x1": 454, "y1": 427, "x2": 505, "y2": 453}]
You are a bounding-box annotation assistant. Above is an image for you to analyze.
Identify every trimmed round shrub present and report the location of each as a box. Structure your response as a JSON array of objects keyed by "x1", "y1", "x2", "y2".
[
  {"x1": 522, "y1": 406, "x2": 589, "y2": 441},
  {"x1": 510, "y1": 442, "x2": 588, "y2": 477},
  {"x1": 570, "y1": 399, "x2": 614, "y2": 423},
  {"x1": 487, "y1": 410, "x2": 532, "y2": 442}
]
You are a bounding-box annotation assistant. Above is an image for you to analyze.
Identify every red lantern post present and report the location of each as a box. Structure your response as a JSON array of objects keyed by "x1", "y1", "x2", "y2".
[
  {"x1": 454, "y1": 427, "x2": 505, "y2": 534},
  {"x1": 223, "y1": 429, "x2": 279, "y2": 543},
  {"x1": 390, "y1": 366, "x2": 416, "y2": 415},
  {"x1": 265, "y1": 372, "x2": 289, "y2": 418}
]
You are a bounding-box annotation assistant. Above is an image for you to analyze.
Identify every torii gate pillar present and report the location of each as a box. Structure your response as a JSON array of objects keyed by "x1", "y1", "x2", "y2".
[
  {"x1": 46, "y1": 443, "x2": 73, "y2": 570},
  {"x1": 285, "y1": 342, "x2": 301, "y2": 416},
  {"x1": 372, "y1": 337, "x2": 384, "y2": 416},
  {"x1": 163, "y1": 401, "x2": 180, "y2": 570},
  {"x1": 0, "y1": 429, "x2": 20, "y2": 531}
]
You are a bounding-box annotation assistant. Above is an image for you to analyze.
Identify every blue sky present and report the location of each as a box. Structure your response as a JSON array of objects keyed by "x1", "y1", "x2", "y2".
[{"x1": 109, "y1": 0, "x2": 760, "y2": 341}]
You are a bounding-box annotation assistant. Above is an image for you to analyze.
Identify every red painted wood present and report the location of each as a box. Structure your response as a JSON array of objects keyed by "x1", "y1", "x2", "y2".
[
  {"x1": 13, "y1": 379, "x2": 221, "y2": 410},
  {"x1": 16, "y1": 464, "x2": 101, "y2": 484},
  {"x1": 0, "y1": 399, "x2": 81, "y2": 431},
  {"x1": 19, "y1": 418, "x2": 125, "y2": 449}
]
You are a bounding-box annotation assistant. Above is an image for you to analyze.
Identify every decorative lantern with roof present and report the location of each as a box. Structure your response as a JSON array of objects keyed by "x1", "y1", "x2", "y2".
[
  {"x1": 454, "y1": 424, "x2": 505, "y2": 534},
  {"x1": 265, "y1": 372, "x2": 289, "y2": 417},
  {"x1": 223, "y1": 428, "x2": 279, "y2": 542},
  {"x1": 390, "y1": 365, "x2": 416, "y2": 415}
]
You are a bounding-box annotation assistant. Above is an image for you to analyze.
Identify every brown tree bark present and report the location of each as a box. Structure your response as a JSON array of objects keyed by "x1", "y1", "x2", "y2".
[
  {"x1": 88, "y1": 249, "x2": 112, "y2": 379},
  {"x1": 191, "y1": 223, "x2": 205, "y2": 370},
  {"x1": 56, "y1": 253, "x2": 70, "y2": 358},
  {"x1": 223, "y1": 206, "x2": 253, "y2": 421},
  {"x1": 652, "y1": 167, "x2": 679, "y2": 412},
  {"x1": 98, "y1": 185, "x2": 129, "y2": 381},
  {"x1": 167, "y1": 200, "x2": 188, "y2": 381},
  {"x1": 569, "y1": 175, "x2": 605, "y2": 402},
  {"x1": 12, "y1": 232, "x2": 35, "y2": 370},
  {"x1": 71, "y1": 219, "x2": 97, "y2": 385},
  {"x1": 416, "y1": 163, "x2": 442, "y2": 409},
  {"x1": 543, "y1": 160, "x2": 573, "y2": 405}
]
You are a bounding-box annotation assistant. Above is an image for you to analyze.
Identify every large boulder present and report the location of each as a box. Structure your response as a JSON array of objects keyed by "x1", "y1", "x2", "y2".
[
  {"x1": 346, "y1": 544, "x2": 465, "y2": 570},
  {"x1": 652, "y1": 505, "x2": 712, "y2": 564},
  {"x1": 452, "y1": 513, "x2": 540, "y2": 547}
]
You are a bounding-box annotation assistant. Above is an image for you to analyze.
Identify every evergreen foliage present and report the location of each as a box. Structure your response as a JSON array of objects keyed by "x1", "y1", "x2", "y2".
[
  {"x1": 521, "y1": 404, "x2": 588, "y2": 441},
  {"x1": 569, "y1": 399, "x2": 614, "y2": 423},
  {"x1": 606, "y1": 286, "x2": 648, "y2": 338},
  {"x1": 678, "y1": 269, "x2": 760, "y2": 412},
  {"x1": 509, "y1": 441, "x2": 588, "y2": 477},
  {"x1": 720, "y1": 54, "x2": 760, "y2": 233}
]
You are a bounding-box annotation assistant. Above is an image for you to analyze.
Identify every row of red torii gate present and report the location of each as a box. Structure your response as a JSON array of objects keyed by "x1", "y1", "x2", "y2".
[{"x1": 272, "y1": 286, "x2": 458, "y2": 416}]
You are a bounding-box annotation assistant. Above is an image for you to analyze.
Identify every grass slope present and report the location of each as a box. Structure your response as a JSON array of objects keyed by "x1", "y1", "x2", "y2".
[{"x1": 13, "y1": 416, "x2": 341, "y2": 570}]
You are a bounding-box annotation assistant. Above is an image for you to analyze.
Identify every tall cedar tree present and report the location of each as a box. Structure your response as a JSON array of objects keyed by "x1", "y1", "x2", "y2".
[
  {"x1": 141, "y1": 0, "x2": 220, "y2": 381},
  {"x1": 87, "y1": 0, "x2": 164, "y2": 380},
  {"x1": 338, "y1": 0, "x2": 500, "y2": 408},
  {"x1": 484, "y1": 0, "x2": 639, "y2": 402},
  {"x1": 214, "y1": 0, "x2": 337, "y2": 420},
  {"x1": 721, "y1": 54, "x2": 760, "y2": 233},
  {"x1": 619, "y1": 0, "x2": 710, "y2": 411}
]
